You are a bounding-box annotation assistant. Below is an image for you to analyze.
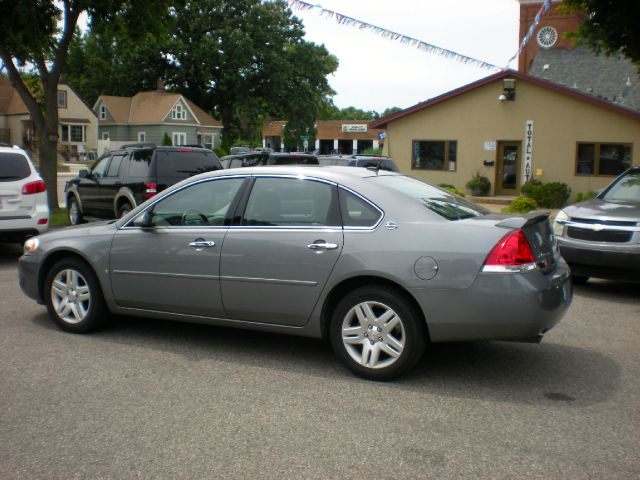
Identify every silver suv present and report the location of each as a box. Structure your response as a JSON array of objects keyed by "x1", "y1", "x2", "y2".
[{"x1": 0, "y1": 144, "x2": 49, "y2": 241}]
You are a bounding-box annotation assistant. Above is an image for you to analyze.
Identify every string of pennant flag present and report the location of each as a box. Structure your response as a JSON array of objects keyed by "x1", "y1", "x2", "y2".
[{"x1": 288, "y1": 0, "x2": 553, "y2": 71}]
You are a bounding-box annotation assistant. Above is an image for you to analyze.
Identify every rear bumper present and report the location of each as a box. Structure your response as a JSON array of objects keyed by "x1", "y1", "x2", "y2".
[
  {"x1": 0, "y1": 209, "x2": 49, "y2": 241},
  {"x1": 558, "y1": 237, "x2": 640, "y2": 281},
  {"x1": 411, "y1": 259, "x2": 572, "y2": 343}
]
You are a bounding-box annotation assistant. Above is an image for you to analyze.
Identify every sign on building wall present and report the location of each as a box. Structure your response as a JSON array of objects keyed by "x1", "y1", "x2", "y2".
[
  {"x1": 523, "y1": 120, "x2": 534, "y2": 183},
  {"x1": 483, "y1": 140, "x2": 496, "y2": 151},
  {"x1": 342, "y1": 124, "x2": 368, "y2": 133}
]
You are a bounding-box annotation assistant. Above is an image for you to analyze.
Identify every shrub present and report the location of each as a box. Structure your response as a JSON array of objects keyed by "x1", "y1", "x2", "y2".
[
  {"x1": 362, "y1": 147, "x2": 383, "y2": 156},
  {"x1": 465, "y1": 171, "x2": 491, "y2": 196},
  {"x1": 438, "y1": 183, "x2": 465, "y2": 197},
  {"x1": 521, "y1": 180, "x2": 570, "y2": 208},
  {"x1": 162, "y1": 133, "x2": 172, "y2": 146},
  {"x1": 504, "y1": 196, "x2": 539, "y2": 213}
]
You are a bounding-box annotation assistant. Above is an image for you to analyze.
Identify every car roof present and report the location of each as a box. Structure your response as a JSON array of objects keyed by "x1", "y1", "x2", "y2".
[{"x1": 205, "y1": 165, "x2": 398, "y2": 182}]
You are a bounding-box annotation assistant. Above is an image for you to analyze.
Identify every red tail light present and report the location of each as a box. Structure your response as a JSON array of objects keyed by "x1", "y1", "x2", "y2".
[
  {"x1": 143, "y1": 182, "x2": 157, "y2": 199},
  {"x1": 21, "y1": 180, "x2": 47, "y2": 195},
  {"x1": 482, "y1": 230, "x2": 537, "y2": 273}
]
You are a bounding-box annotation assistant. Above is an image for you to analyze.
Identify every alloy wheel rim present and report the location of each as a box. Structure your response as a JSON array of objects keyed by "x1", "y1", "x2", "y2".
[
  {"x1": 50, "y1": 269, "x2": 91, "y2": 324},
  {"x1": 69, "y1": 202, "x2": 79, "y2": 224},
  {"x1": 341, "y1": 301, "x2": 405, "y2": 369}
]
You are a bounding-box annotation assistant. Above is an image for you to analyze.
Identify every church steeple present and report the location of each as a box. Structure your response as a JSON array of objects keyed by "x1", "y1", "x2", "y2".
[{"x1": 517, "y1": 0, "x2": 586, "y2": 72}]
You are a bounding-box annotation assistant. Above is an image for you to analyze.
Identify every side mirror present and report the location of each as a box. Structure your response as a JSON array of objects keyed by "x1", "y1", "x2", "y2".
[
  {"x1": 78, "y1": 169, "x2": 88, "y2": 178},
  {"x1": 132, "y1": 210, "x2": 154, "y2": 228}
]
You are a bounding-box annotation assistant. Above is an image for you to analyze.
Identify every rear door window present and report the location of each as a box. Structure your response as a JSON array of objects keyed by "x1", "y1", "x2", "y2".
[
  {"x1": 0, "y1": 153, "x2": 31, "y2": 181},
  {"x1": 128, "y1": 150, "x2": 153, "y2": 178},
  {"x1": 242, "y1": 177, "x2": 339, "y2": 227}
]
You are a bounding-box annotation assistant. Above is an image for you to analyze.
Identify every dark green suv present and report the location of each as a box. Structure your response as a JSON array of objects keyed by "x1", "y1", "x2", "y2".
[{"x1": 65, "y1": 144, "x2": 222, "y2": 224}]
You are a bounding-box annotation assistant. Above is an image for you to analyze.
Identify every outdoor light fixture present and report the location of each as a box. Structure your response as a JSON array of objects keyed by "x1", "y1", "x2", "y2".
[{"x1": 499, "y1": 78, "x2": 516, "y2": 102}]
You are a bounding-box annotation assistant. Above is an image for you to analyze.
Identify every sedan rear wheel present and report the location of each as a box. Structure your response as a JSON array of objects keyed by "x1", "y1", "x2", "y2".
[
  {"x1": 330, "y1": 286, "x2": 426, "y2": 380},
  {"x1": 44, "y1": 258, "x2": 108, "y2": 333}
]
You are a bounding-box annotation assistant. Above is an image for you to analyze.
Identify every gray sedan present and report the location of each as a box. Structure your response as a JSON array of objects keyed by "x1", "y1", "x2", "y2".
[{"x1": 19, "y1": 167, "x2": 572, "y2": 380}]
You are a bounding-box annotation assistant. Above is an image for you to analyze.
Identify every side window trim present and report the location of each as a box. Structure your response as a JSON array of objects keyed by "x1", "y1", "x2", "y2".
[{"x1": 338, "y1": 185, "x2": 384, "y2": 230}]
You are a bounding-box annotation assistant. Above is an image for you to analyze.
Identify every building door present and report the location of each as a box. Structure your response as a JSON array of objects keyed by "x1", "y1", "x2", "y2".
[{"x1": 495, "y1": 142, "x2": 521, "y2": 195}]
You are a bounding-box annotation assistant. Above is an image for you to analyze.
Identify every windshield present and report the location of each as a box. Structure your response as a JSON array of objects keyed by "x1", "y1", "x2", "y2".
[
  {"x1": 378, "y1": 175, "x2": 489, "y2": 220},
  {"x1": 601, "y1": 169, "x2": 640, "y2": 203}
]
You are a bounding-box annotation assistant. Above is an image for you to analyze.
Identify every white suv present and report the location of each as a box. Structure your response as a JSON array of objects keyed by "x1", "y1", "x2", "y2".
[{"x1": 0, "y1": 144, "x2": 49, "y2": 241}]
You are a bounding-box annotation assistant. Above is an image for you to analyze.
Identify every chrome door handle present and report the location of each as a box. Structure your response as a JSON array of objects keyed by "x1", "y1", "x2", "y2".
[
  {"x1": 189, "y1": 240, "x2": 216, "y2": 248},
  {"x1": 307, "y1": 241, "x2": 339, "y2": 251}
]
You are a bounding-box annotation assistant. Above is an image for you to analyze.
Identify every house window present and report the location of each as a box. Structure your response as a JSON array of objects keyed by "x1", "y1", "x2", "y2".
[
  {"x1": 57, "y1": 90, "x2": 67, "y2": 108},
  {"x1": 138, "y1": 132, "x2": 146, "y2": 142},
  {"x1": 99, "y1": 105, "x2": 107, "y2": 120},
  {"x1": 102, "y1": 132, "x2": 110, "y2": 140},
  {"x1": 576, "y1": 142, "x2": 632, "y2": 176},
  {"x1": 172, "y1": 103, "x2": 187, "y2": 120},
  {"x1": 60, "y1": 125, "x2": 84, "y2": 143},
  {"x1": 412, "y1": 140, "x2": 457, "y2": 171},
  {"x1": 172, "y1": 132, "x2": 186, "y2": 146}
]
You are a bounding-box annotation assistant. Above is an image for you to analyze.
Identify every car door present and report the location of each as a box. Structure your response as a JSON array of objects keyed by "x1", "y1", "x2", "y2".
[
  {"x1": 220, "y1": 176, "x2": 343, "y2": 326},
  {"x1": 97, "y1": 152, "x2": 128, "y2": 216},
  {"x1": 78, "y1": 154, "x2": 110, "y2": 215},
  {"x1": 109, "y1": 176, "x2": 246, "y2": 317}
]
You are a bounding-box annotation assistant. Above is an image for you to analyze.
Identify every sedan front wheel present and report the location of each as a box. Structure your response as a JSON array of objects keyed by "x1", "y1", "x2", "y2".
[
  {"x1": 330, "y1": 286, "x2": 426, "y2": 380},
  {"x1": 44, "y1": 258, "x2": 108, "y2": 333}
]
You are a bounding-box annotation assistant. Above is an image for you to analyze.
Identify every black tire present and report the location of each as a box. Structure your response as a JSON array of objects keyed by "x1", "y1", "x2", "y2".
[
  {"x1": 118, "y1": 202, "x2": 133, "y2": 218},
  {"x1": 67, "y1": 196, "x2": 84, "y2": 225},
  {"x1": 44, "y1": 257, "x2": 109, "y2": 333},
  {"x1": 571, "y1": 275, "x2": 589, "y2": 285},
  {"x1": 329, "y1": 286, "x2": 426, "y2": 381}
]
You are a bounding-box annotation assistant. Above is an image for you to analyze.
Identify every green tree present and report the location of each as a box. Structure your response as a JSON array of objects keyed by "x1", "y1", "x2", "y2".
[
  {"x1": 65, "y1": 16, "x2": 171, "y2": 105},
  {"x1": 0, "y1": 0, "x2": 172, "y2": 210},
  {"x1": 563, "y1": 0, "x2": 640, "y2": 68},
  {"x1": 165, "y1": 0, "x2": 337, "y2": 149}
]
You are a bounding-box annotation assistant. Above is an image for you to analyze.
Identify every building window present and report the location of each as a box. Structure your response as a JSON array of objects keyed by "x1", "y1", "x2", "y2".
[
  {"x1": 576, "y1": 142, "x2": 632, "y2": 176},
  {"x1": 412, "y1": 140, "x2": 457, "y2": 171},
  {"x1": 57, "y1": 90, "x2": 67, "y2": 108},
  {"x1": 102, "y1": 132, "x2": 110, "y2": 140},
  {"x1": 172, "y1": 103, "x2": 187, "y2": 120},
  {"x1": 172, "y1": 132, "x2": 186, "y2": 146},
  {"x1": 138, "y1": 132, "x2": 146, "y2": 142},
  {"x1": 60, "y1": 125, "x2": 84, "y2": 143},
  {"x1": 99, "y1": 105, "x2": 107, "y2": 120}
]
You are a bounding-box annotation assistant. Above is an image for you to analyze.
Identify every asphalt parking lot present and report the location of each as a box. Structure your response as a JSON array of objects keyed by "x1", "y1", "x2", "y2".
[{"x1": 0, "y1": 242, "x2": 638, "y2": 479}]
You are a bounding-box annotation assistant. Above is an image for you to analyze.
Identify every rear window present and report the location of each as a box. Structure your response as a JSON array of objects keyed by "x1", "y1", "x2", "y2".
[
  {"x1": 379, "y1": 175, "x2": 489, "y2": 220},
  {"x1": 0, "y1": 153, "x2": 31, "y2": 181},
  {"x1": 156, "y1": 150, "x2": 222, "y2": 178}
]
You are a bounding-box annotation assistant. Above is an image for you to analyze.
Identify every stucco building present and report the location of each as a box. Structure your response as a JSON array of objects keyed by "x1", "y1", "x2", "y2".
[{"x1": 371, "y1": 0, "x2": 640, "y2": 199}]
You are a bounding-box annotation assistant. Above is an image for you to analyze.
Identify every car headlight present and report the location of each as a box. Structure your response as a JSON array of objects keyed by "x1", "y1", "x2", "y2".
[
  {"x1": 553, "y1": 210, "x2": 569, "y2": 237},
  {"x1": 23, "y1": 237, "x2": 40, "y2": 254}
]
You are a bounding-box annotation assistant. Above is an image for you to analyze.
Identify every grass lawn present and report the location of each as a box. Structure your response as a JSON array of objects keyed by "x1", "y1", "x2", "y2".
[{"x1": 50, "y1": 208, "x2": 69, "y2": 227}]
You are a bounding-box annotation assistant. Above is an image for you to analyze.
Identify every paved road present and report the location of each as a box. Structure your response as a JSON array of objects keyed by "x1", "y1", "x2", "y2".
[{"x1": 1, "y1": 243, "x2": 639, "y2": 479}]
